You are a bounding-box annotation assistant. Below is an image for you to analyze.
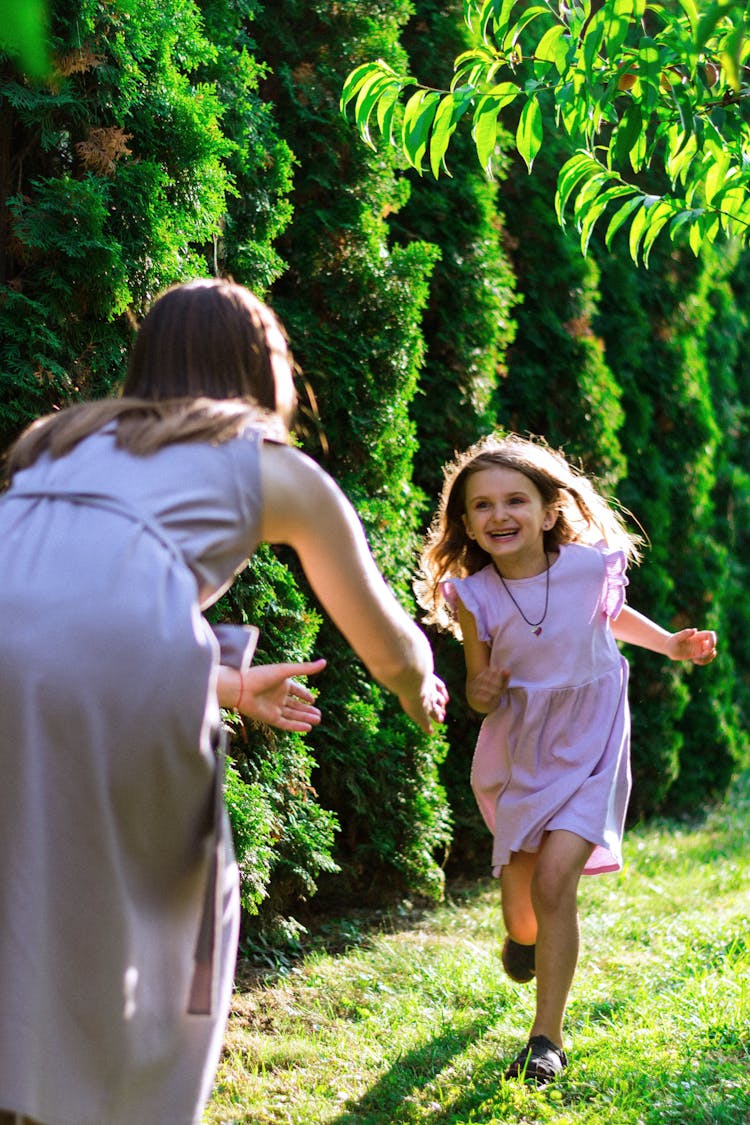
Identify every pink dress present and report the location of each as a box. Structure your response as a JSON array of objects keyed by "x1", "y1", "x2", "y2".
[{"x1": 445, "y1": 542, "x2": 631, "y2": 876}]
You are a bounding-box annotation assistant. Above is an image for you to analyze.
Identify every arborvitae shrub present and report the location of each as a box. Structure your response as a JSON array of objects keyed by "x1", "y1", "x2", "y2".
[
  {"x1": 595, "y1": 245, "x2": 746, "y2": 815},
  {"x1": 394, "y1": 0, "x2": 518, "y2": 871},
  {"x1": 250, "y1": 0, "x2": 452, "y2": 908}
]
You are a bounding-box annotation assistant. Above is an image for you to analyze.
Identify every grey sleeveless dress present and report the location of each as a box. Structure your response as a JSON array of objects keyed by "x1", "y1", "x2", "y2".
[{"x1": 0, "y1": 423, "x2": 265, "y2": 1125}]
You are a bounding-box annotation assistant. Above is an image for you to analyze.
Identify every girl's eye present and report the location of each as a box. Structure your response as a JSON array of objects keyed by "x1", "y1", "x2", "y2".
[{"x1": 509, "y1": 496, "x2": 525, "y2": 505}]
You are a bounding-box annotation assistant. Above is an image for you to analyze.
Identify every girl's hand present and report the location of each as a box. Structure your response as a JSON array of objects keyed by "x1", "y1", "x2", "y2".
[
  {"x1": 665, "y1": 628, "x2": 717, "y2": 665},
  {"x1": 467, "y1": 666, "x2": 510, "y2": 713},
  {"x1": 233, "y1": 658, "x2": 327, "y2": 731}
]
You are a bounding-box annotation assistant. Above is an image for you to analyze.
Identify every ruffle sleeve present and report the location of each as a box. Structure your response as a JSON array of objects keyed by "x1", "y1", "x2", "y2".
[
  {"x1": 596, "y1": 543, "x2": 628, "y2": 619},
  {"x1": 209, "y1": 622, "x2": 260, "y2": 671},
  {"x1": 440, "y1": 575, "x2": 491, "y2": 643}
]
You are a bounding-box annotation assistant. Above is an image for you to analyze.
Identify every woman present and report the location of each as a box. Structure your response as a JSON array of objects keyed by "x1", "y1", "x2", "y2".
[{"x1": 0, "y1": 279, "x2": 447, "y2": 1125}]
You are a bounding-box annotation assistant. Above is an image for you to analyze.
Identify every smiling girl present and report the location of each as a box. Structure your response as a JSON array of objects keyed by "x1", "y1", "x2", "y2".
[{"x1": 416, "y1": 433, "x2": 716, "y2": 1085}]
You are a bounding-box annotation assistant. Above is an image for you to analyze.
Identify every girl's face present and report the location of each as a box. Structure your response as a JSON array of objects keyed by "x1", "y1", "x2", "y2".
[{"x1": 462, "y1": 465, "x2": 556, "y2": 576}]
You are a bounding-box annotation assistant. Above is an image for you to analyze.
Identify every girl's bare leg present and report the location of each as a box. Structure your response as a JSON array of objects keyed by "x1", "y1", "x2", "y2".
[
  {"x1": 500, "y1": 848, "x2": 539, "y2": 945},
  {"x1": 529, "y1": 829, "x2": 593, "y2": 1047}
]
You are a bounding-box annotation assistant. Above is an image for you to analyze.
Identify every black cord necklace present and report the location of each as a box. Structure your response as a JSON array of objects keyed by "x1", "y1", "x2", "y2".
[{"x1": 495, "y1": 552, "x2": 550, "y2": 636}]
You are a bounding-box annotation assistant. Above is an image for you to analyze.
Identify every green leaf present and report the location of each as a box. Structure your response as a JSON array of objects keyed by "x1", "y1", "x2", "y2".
[
  {"x1": 674, "y1": 0, "x2": 699, "y2": 37},
  {"x1": 638, "y1": 36, "x2": 660, "y2": 113},
  {"x1": 429, "y1": 87, "x2": 475, "y2": 178},
  {"x1": 473, "y1": 84, "x2": 519, "y2": 173},
  {"x1": 605, "y1": 193, "x2": 643, "y2": 249},
  {"x1": 503, "y1": 5, "x2": 549, "y2": 51},
  {"x1": 603, "y1": 0, "x2": 635, "y2": 60},
  {"x1": 640, "y1": 199, "x2": 676, "y2": 265},
  {"x1": 516, "y1": 96, "x2": 543, "y2": 172},
  {"x1": 719, "y1": 21, "x2": 744, "y2": 92},
  {"x1": 612, "y1": 99, "x2": 643, "y2": 167},
  {"x1": 665, "y1": 127, "x2": 698, "y2": 185},
  {"x1": 402, "y1": 89, "x2": 442, "y2": 173},
  {"x1": 689, "y1": 217, "x2": 705, "y2": 255},
  {"x1": 355, "y1": 74, "x2": 403, "y2": 147},
  {"x1": 697, "y1": 0, "x2": 735, "y2": 52},
  {"x1": 451, "y1": 46, "x2": 496, "y2": 91},
  {"x1": 577, "y1": 182, "x2": 635, "y2": 255},
  {"x1": 627, "y1": 199, "x2": 650, "y2": 262},
  {"x1": 556, "y1": 151, "x2": 599, "y2": 224},
  {"x1": 628, "y1": 121, "x2": 648, "y2": 173},
  {"x1": 535, "y1": 24, "x2": 568, "y2": 74},
  {"x1": 477, "y1": 0, "x2": 520, "y2": 46},
  {"x1": 473, "y1": 100, "x2": 502, "y2": 175},
  {"x1": 582, "y1": 8, "x2": 607, "y2": 82},
  {"x1": 376, "y1": 86, "x2": 400, "y2": 145},
  {"x1": 704, "y1": 150, "x2": 731, "y2": 205},
  {"x1": 669, "y1": 209, "x2": 705, "y2": 243},
  {"x1": 341, "y1": 61, "x2": 394, "y2": 113}
]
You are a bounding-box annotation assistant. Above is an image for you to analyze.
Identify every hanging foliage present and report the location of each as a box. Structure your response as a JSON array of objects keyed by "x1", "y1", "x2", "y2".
[{"x1": 341, "y1": 1, "x2": 750, "y2": 262}]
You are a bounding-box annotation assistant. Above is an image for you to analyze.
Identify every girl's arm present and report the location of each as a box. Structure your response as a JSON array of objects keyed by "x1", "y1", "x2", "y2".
[
  {"x1": 611, "y1": 605, "x2": 717, "y2": 665},
  {"x1": 455, "y1": 596, "x2": 510, "y2": 713},
  {"x1": 258, "y1": 442, "x2": 448, "y2": 732}
]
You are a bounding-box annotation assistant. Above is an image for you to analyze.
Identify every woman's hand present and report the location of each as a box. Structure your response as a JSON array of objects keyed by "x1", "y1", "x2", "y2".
[
  {"x1": 665, "y1": 628, "x2": 717, "y2": 665},
  {"x1": 220, "y1": 658, "x2": 327, "y2": 731},
  {"x1": 400, "y1": 674, "x2": 449, "y2": 734}
]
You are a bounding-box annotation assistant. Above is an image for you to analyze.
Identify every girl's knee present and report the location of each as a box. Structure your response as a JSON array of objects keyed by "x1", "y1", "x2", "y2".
[{"x1": 531, "y1": 858, "x2": 582, "y2": 915}]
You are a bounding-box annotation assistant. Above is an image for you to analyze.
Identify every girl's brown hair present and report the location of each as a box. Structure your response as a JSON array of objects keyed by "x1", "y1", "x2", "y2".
[
  {"x1": 5, "y1": 279, "x2": 291, "y2": 479},
  {"x1": 415, "y1": 432, "x2": 643, "y2": 635}
]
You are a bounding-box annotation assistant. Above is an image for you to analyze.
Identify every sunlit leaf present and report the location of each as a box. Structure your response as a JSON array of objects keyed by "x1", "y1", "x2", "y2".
[
  {"x1": 356, "y1": 75, "x2": 403, "y2": 147},
  {"x1": 516, "y1": 96, "x2": 543, "y2": 172},
  {"x1": 674, "y1": 0, "x2": 699, "y2": 37},
  {"x1": 556, "y1": 151, "x2": 599, "y2": 223},
  {"x1": 535, "y1": 24, "x2": 568, "y2": 74},
  {"x1": 582, "y1": 8, "x2": 606, "y2": 82},
  {"x1": 473, "y1": 83, "x2": 519, "y2": 173},
  {"x1": 605, "y1": 193, "x2": 642, "y2": 249},
  {"x1": 641, "y1": 199, "x2": 676, "y2": 265},
  {"x1": 719, "y1": 21, "x2": 743, "y2": 92},
  {"x1": 612, "y1": 99, "x2": 643, "y2": 167},
  {"x1": 689, "y1": 216, "x2": 705, "y2": 255},
  {"x1": 579, "y1": 182, "x2": 636, "y2": 254},
  {"x1": 402, "y1": 89, "x2": 442, "y2": 172},
  {"x1": 429, "y1": 86, "x2": 475, "y2": 178},
  {"x1": 638, "y1": 36, "x2": 660, "y2": 113}
]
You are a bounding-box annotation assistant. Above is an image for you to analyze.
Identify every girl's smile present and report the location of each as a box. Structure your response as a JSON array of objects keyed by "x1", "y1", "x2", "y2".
[{"x1": 462, "y1": 466, "x2": 556, "y2": 578}]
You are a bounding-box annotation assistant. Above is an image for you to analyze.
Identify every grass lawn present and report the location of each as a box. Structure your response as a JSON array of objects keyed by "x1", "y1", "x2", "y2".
[{"x1": 205, "y1": 770, "x2": 750, "y2": 1124}]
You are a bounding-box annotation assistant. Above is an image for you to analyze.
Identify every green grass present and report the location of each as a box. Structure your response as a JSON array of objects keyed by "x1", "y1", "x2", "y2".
[{"x1": 205, "y1": 771, "x2": 750, "y2": 1124}]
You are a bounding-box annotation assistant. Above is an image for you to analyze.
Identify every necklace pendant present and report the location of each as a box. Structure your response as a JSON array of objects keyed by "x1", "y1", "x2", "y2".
[{"x1": 532, "y1": 626, "x2": 542, "y2": 636}]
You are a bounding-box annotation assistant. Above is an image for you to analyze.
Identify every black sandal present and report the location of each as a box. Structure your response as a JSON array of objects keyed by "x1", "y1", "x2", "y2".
[
  {"x1": 504, "y1": 1034, "x2": 568, "y2": 1084},
  {"x1": 501, "y1": 937, "x2": 536, "y2": 982}
]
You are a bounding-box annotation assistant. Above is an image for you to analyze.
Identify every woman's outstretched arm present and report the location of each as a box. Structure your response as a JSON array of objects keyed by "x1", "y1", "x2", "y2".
[
  {"x1": 216, "y1": 659, "x2": 327, "y2": 732},
  {"x1": 258, "y1": 442, "x2": 448, "y2": 732}
]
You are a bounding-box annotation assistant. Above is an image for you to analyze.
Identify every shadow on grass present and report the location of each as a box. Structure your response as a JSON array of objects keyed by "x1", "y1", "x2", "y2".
[{"x1": 324, "y1": 1016, "x2": 528, "y2": 1125}]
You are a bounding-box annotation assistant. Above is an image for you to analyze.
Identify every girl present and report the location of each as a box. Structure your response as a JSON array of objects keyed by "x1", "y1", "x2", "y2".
[
  {"x1": 416, "y1": 433, "x2": 716, "y2": 1085},
  {"x1": 0, "y1": 279, "x2": 447, "y2": 1125}
]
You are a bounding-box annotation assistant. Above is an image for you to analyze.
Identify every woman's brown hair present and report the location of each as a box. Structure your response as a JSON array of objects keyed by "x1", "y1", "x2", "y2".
[{"x1": 5, "y1": 279, "x2": 292, "y2": 479}]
